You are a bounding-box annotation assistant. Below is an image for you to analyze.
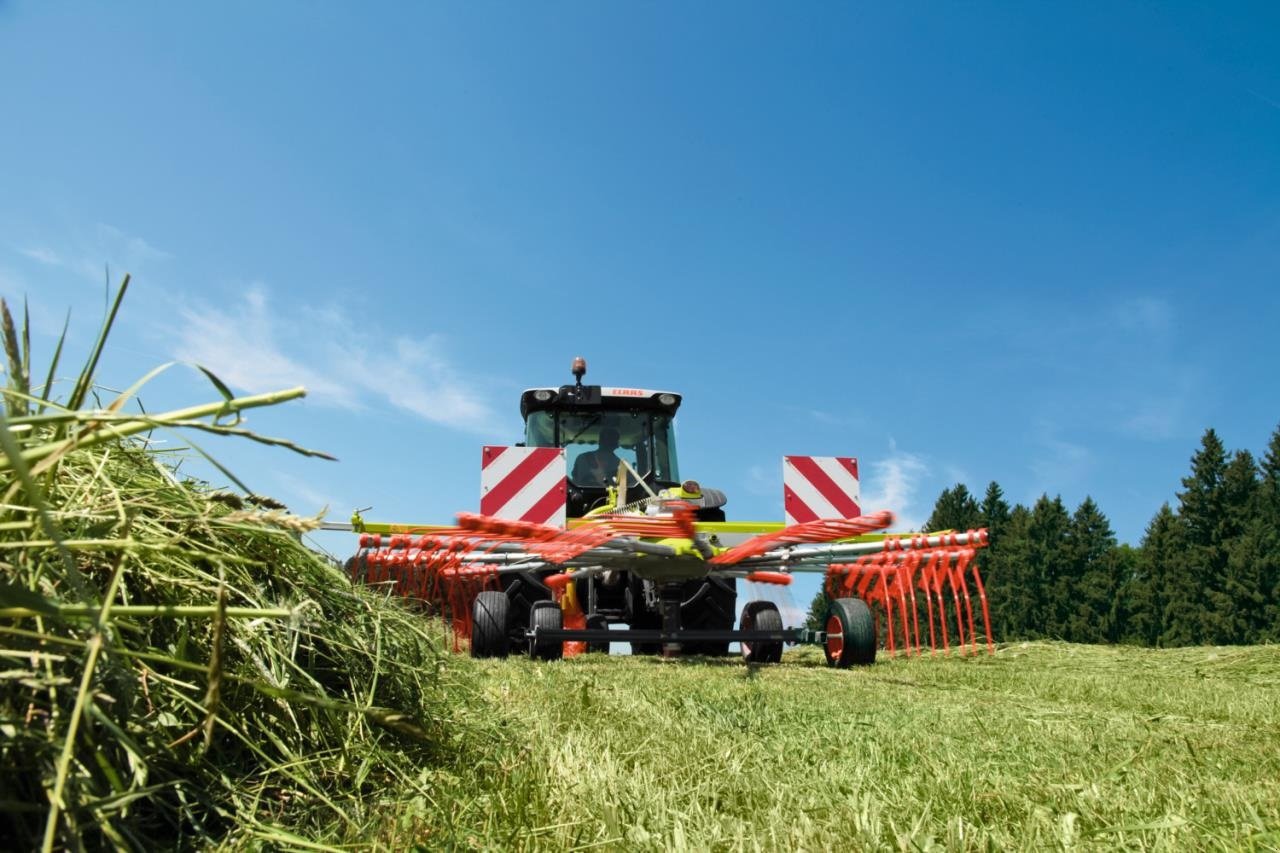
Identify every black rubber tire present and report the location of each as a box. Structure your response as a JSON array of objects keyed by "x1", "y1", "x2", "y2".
[
  {"x1": 501, "y1": 570, "x2": 555, "y2": 654},
  {"x1": 679, "y1": 576, "x2": 737, "y2": 656},
  {"x1": 825, "y1": 597, "x2": 876, "y2": 668},
  {"x1": 529, "y1": 601, "x2": 564, "y2": 661},
  {"x1": 585, "y1": 613, "x2": 610, "y2": 654},
  {"x1": 471, "y1": 591, "x2": 511, "y2": 659},
  {"x1": 739, "y1": 600, "x2": 784, "y2": 664},
  {"x1": 346, "y1": 548, "x2": 374, "y2": 585}
]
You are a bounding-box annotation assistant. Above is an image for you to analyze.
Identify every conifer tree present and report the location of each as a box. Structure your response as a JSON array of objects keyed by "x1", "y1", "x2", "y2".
[
  {"x1": 1112, "y1": 544, "x2": 1150, "y2": 644},
  {"x1": 1226, "y1": 518, "x2": 1270, "y2": 643},
  {"x1": 1215, "y1": 451, "x2": 1261, "y2": 643},
  {"x1": 1028, "y1": 495, "x2": 1071, "y2": 638},
  {"x1": 1063, "y1": 497, "x2": 1119, "y2": 642},
  {"x1": 977, "y1": 482, "x2": 1012, "y2": 638},
  {"x1": 1170, "y1": 429, "x2": 1229, "y2": 644},
  {"x1": 1149, "y1": 503, "x2": 1196, "y2": 646},
  {"x1": 1260, "y1": 424, "x2": 1280, "y2": 641},
  {"x1": 980, "y1": 481, "x2": 1011, "y2": 545},
  {"x1": 994, "y1": 504, "x2": 1034, "y2": 638},
  {"x1": 1179, "y1": 428, "x2": 1228, "y2": 547},
  {"x1": 924, "y1": 484, "x2": 982, "y2": 532}
]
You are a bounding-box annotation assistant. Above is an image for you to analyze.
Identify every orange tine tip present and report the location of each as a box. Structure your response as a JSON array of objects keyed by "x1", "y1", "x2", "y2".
[
  {"x1": 745, "y1": 571, "x2": 792, "y2": 586},
  {"x1": 545, "y1": 573, "x2": 573, "y2": 589}
]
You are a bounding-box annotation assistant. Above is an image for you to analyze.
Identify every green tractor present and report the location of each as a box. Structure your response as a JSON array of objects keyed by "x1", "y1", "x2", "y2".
[{"x1": 503, "y1": 357, "x2": 738, "y2": 656}]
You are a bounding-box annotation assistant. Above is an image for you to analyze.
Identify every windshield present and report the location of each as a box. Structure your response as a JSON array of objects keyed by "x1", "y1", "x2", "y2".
[{"x1": 525, "y1": 410, "x2": 680, "y2": 488}]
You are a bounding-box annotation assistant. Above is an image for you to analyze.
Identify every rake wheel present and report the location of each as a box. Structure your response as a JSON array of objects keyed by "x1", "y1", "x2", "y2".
[
  {"x1": 825, "y1": 597, "x2": 876, "y2": 668},
  {"x1": 529, "y1": 600, "x2": 564, "y2": 661},
  {"x1": 739, "y1": 600, "x2": 783, "y2": 664},
  {"x1": 471, "y1": 591, "x2": 511, "y2": 659}
]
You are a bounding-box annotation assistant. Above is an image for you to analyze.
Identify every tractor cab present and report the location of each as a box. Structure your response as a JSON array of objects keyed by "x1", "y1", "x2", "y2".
[{"x1": 520, "y1": 360, "x2": 684, "y2": 518}]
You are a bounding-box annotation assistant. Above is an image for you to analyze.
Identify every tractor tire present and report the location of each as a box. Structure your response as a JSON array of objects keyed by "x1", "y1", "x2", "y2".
[
  {"x1": 825, "y1": 597, "x2": 876, "y2": 668},
  {"x1": 739, "y1": 600, "x2": 784, "y2": 664},
  {"x1": 471, "y1": 591, "x2": 510, "y2": 659},
  {"x1": 501, "y1": 570, "x2": 555, "y2": 655},
  {"x1": 586, "y1": 613, "x2": 610, "y2": 655},
  {"x1": 679, "y1": 576, "x2": 737, "y2": 656},
  {"x1": 529, "y1": 601, "x2": 564, "y2": 661}
]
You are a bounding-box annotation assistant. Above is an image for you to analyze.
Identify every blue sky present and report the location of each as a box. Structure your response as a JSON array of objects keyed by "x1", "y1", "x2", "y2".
[{"x1": 3, "y1": 3, "x2": 1279, "y2": 617}]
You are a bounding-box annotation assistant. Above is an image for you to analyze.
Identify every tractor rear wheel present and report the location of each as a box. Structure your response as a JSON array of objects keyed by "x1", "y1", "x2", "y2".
[
  {"x1": 739, "y1": 600, "x2": 783, "y2": 664},
  {"x1": 471, "y1": 591, "x2": 510, "y2": 659},
  {"x1": 679, "y1": 576, "x2": 737, "y2": 656},
  {"x1": 529, "y1": 601, "x2": 564, "y2": 662},
  {"x1": 824, "y1": 597, "x2": 876, "y2": 667},
  {"x1": 585, "y1": 613, "x2": 610, "y2": 654}
]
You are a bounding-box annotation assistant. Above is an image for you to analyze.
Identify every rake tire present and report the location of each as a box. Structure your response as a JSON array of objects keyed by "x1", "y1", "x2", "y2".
[
  {"x1": 529, "y1": 601, "x2": 564, "y2": 662},
  {"x1": 824, "y1": 597, "x2": 876, "y2": 668},
  {"x1": 501, "y1": 570, "x2": 554, "y2": 655},
  {"x1": 739, "y1": 600, "x2": 783, "y2": 664},
  {"x1": 471, "y1": 591, "x2": 511, "y2": 659}
]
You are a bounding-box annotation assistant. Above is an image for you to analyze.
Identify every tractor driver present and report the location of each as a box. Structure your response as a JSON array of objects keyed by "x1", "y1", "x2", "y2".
[{"x1": 573, "y1": 426, "x2": 623, "y2": 486}]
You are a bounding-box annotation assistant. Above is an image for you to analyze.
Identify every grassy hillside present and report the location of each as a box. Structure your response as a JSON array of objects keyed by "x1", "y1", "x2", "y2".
[{"x1": 390, "y1": 642, "x2": 1280, "y2": 850}]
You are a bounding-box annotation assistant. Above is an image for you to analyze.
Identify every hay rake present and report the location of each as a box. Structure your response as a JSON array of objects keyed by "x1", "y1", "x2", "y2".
[{"x1": 344, "y1": 502, "x2": 992, "y2": 664}]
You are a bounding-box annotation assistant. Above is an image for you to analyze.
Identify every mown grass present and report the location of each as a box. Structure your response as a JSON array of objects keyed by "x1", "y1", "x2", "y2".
[
  {"x1": 0, "y1": 284, "x2": 496, "y2": 849},
  {"x1": 388, "y1": 642, "x2": 1280, "y2": 851}
]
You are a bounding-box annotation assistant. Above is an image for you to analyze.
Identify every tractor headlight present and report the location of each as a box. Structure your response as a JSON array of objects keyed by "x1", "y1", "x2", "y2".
[
  {"x1": 658, "y1": 393, "x2": 677, "y2": 406},
  {"x1": 533, "y1": 390, "x2": 553, "y2": 402}
]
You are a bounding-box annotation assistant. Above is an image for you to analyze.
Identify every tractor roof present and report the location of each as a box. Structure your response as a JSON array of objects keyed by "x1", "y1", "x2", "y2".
[{"x1": 520, "y1": 385, "x2": 683, "y2": 419}]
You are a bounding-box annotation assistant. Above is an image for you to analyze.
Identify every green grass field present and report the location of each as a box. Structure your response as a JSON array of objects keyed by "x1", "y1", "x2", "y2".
[
  {"x1": 5, "y1": 292, "x2": 1278, "y2": 850},
  {"x1": 387, "y1": 641, "x2": 1280, "y2": 851}
]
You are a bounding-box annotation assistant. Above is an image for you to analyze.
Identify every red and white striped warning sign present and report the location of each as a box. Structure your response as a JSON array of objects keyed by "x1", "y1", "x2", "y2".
[
  {"x1": 480, "y1": 446, "x2": 567, "y2": 527},
  {"x1": 783, "y1": 456, "x2": 861, "y2": 525}
]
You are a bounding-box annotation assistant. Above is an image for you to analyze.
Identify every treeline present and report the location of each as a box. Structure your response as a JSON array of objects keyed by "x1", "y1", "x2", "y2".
[{"x1": 808, "y1": 425, "x2": 1280, "y2": 646}]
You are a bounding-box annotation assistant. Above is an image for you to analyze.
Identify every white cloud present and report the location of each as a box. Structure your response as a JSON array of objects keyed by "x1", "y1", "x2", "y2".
[
  {"x1": 274, "y1": 471, "x2": 343, "y2": 517},
  {"x1": 13, "y1": 225, "x2": 171, "y2": 283},
  {"x1": 859, "y1": 439, "x2": 929, "y2": 532},
  {"x1": 20, "y1": 247, "x2": 62, "y2": 265},
  {"x1": 171, "y1": 286, "x2": 499, "y2": 434},
  {"x1": 345, "y1": 336, "x2": 493, "y2": 430},
  {"x1": 96, "y1": 224, "x2": 171, "y2": 262},
  {"x1": 174, "y1": 286, "x2": 356, "y2": 406}
]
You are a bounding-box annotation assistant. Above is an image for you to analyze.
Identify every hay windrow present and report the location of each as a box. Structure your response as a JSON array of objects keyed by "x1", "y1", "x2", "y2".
[{"x1": 0, "y1": 285, "x2": 478, "y2": 848}]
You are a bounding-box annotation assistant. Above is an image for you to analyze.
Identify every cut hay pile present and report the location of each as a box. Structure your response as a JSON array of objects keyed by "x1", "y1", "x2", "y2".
[{"x1": 0, "y1": 282, "x2": 471, "y2": 849}]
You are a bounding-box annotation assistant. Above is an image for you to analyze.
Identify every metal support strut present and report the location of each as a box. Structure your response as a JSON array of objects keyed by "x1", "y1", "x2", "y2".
[{"x1": 660, "y1": 583, "x2": 683, "y2": 658}]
